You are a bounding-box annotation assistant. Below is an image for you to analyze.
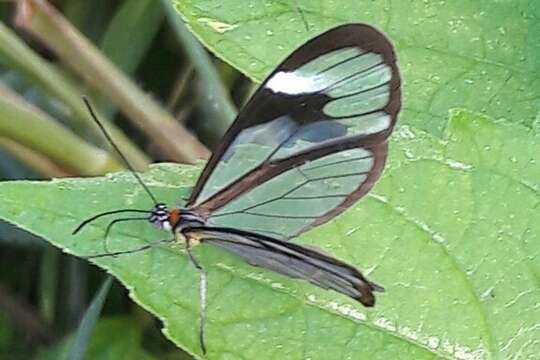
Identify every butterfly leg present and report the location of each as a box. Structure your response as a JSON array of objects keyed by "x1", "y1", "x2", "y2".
[
  {"x1": 100, "y1": 216, "x2": 149, "y2": 256},
  {"x1": 185, "y1": 240, "x2": 208, "y2": 355},
  {"x1": 84, "y1": 238, "x2": 174, "y2": 259}
]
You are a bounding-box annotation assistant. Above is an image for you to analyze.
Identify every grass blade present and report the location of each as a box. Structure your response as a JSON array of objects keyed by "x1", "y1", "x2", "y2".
[{"x1": 65, "y1": 276, "x2": 113, "y2": 360}]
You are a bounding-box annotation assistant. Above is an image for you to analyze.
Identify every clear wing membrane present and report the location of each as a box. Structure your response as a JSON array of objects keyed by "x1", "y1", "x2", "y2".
[
  {"x1": 189, "y1": 24, "x2": 401, "y2": 238},
  {"x1": 208, "y1": 147, "x2": 383, "y2": 238},
  {"x1": 185, "y1": 227, "x2": 383, "y2": 306}
]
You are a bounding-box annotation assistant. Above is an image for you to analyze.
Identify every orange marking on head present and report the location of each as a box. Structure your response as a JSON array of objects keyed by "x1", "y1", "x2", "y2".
[{"x1": 168, "y1": 209, "x2": 181, "y2": 228}]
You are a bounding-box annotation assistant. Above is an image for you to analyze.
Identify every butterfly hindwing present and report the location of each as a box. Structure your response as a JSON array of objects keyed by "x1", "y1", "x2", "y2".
[{"x1": 184, "y1": 226, "x2": 383, "y2": 306}]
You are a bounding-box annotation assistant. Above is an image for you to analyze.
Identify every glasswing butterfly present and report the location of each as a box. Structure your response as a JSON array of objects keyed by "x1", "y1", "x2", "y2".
[{"x1": 74, "y1": 23, "x2": 401, "y2": 354}]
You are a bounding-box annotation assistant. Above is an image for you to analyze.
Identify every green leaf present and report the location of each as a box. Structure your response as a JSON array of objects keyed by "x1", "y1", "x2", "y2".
[
  {"x1": 173, "y1": 0, "x2": 540, "y2": 136},
  {"x1": 0, "y1": 111, "x2": 538, "y2": 359},
  {"x1": 93, "y1": 0, "x2": 164, "y2": 118},
  {"x1": 63, "y1": 0, "x2": 112, "y2": 42},
  {"x1": 100, "y1": 0, "x2": 163, "y2": 76}
]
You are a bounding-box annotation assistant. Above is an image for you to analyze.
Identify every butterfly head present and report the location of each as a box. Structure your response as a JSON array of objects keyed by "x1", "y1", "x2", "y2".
[{"x1": 149, "y1": 203, "x2": 172, "y2": 231}]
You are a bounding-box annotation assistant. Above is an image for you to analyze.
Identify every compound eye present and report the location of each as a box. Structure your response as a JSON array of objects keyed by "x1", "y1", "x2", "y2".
[{"x1": 157, "y1": 203, "x2": 167, "y2": 210}]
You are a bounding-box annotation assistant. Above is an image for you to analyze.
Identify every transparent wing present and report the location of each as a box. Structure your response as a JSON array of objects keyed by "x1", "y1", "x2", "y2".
[
  {"x1": 185, "y1": 226, "x2": 383, "y2": 306},
  {"x1": 188, "y1": 24, "x2": 401, "y2": 238},
  {"x1": 206, "y1": 144, "x2": 387, "y2": 238}
]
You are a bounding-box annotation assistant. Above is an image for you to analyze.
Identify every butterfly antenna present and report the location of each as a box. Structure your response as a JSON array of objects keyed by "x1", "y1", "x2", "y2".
[{"x1": 82, "y1": 96, "x2": 158, "y2": 204}]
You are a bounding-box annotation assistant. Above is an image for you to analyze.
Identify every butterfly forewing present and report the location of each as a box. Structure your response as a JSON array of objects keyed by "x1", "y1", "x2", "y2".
[{"x1": 188, "y1": 24, "x2": 401, "y2": 239}]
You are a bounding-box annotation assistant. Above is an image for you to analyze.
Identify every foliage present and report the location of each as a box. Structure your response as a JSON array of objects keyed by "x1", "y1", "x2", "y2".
[
  {"x1": 0, "y1": 0, "x2": 537, "y2": 359},
  {"x1": 0, "y1": 110, "x2": 538, "y2": 359},
  {"x1": 175, "y1": 0, "x2": 540, "y2": 136}
]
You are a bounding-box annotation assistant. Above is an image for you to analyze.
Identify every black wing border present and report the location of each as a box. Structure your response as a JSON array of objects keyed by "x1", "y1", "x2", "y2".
[{"x1": 188, "y1": 23, "x2": 401, "y2": 235}]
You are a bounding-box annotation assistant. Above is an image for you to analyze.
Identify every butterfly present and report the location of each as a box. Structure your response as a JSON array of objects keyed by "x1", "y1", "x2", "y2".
[{"x1": 75, "y1": 23, "x2": 401, "y2": 354}]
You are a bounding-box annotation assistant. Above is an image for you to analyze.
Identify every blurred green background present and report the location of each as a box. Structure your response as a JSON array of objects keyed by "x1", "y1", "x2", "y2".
[{"x1": 0, "y1": 0, "x2": 244, "y2": 358}]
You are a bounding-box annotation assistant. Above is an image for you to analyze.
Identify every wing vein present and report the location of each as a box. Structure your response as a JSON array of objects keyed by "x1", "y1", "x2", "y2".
[
  {"x1": 333, "y1": 80, "x2": 391, "y2": 100},
  {"x1": 331, "y1": 108, "x2": 385, "y2": 120},
  {"x1": 243, "y1": 211, "x2": 320, "y2": 219},
  {"x1": 303, "y1": 154, "x2": 373, "y2": 172},
  {"x1": 323, "y1": 62, "x2": 385, "y2": 94},
  {"x1": 209, "y1": 170, "x2": 370, "y2": 219},
  {"x1": 284, "y1": 194, "x2": 349, "y2": 200},
  {"x1": 315, "y1": 51, "x2": 368, "y2": 75}
]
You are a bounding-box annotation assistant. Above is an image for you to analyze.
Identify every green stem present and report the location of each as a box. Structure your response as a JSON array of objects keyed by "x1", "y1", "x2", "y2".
[
  {"x1": 162, "y1": 0, "x2": 237, "y2": 146},
  {"x1": 15, "y1": 0, "x2": 209, "y2": 163},
  {"x1": 0, "y1": 21, "x2": 149, "y2": 169},
  {"x1": 0, "y1": 86, "x2": 120, "y2": 175},
  {"x1": 0, "y1": 137, "x2": 72, "y2": 177}
]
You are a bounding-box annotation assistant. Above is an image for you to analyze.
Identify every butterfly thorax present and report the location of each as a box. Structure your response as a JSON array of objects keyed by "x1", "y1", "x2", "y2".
[{"x1": 170, "y1": 208, "x2": 206, "y2": 231}]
